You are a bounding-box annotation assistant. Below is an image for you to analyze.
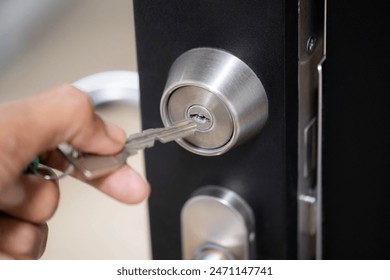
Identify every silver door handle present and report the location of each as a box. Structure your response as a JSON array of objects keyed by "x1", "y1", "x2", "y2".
[
  {"x1": 73, "y1": 71, "x2": 139, "y2": 108},
  {"x1": 181, "y1": 186, "x2": 255, "y2": 260}
]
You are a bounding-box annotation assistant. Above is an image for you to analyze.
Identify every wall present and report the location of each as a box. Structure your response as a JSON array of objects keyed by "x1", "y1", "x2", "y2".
[{"x1": 0, "y1": 0, "x2": 150, "y2": 259}]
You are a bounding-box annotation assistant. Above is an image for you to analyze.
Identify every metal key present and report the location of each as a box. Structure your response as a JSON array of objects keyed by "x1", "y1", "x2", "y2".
[{"x1": 60, "y1": 119, "x2": 197, "y2": 180}]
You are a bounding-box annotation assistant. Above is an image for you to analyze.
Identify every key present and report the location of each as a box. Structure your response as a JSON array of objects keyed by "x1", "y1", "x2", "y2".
[
  {"x1": 124, "y1": 119, "x2": 197, "y2": 153},
  {"x1": 60, "y1": 119, "x2": 197, "y2": 180}
]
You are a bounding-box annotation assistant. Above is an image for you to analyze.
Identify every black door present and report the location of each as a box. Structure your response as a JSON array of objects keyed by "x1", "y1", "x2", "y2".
[
  {"x1": 134, "y1": 0, "x2": 298, "y2": 260},
  {"x1": 134, "y1": 0, "x2": 390, "y2": 259}
]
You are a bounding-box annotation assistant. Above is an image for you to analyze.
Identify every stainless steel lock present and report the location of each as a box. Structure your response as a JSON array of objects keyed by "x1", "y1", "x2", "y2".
[
  {"x1": 160, "y1": 48, "x2": 268, "y2": 156},
  {"x1": 181, "y1": 186, "x2": 255, "y2": 260}
]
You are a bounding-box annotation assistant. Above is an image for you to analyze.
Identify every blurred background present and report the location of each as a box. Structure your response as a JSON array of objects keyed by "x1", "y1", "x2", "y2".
[{"x1": 0, "y1": 0, "x2": 151, "y2": 259}]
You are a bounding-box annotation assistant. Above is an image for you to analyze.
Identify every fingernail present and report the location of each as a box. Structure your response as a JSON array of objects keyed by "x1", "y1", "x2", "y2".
[{"x1": 106, "y1": 123, "x2": 126, "y2": 144}]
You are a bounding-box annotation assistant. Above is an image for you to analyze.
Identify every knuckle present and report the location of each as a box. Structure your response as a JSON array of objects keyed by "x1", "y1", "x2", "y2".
[
  {"x1": 35, "y1": 182, "x2": 60, "y2": 223},
  {"x1": 56, "y1": 84, "x2": 93, "y2": 113},
  {"x1": 33, "y1": 181, "x2": 60, "y2": 223},
  {"x1": 27, "y1": 179, "x2": 60, "y2": 224},
  {"x1": 67, "y1": 88, "x2": 95, "y2": 127},
  {"x1": 9, "y1": 176, "x2": 60, "y2": 224},
  {"x1": 54, "y1": 84, "x2": 96, "y2": 138}
]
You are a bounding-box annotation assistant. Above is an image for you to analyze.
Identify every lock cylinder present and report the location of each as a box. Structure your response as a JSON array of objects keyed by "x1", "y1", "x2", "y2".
[{"x1": 160, "y1": 47, "x2": 268, "y2": 156}]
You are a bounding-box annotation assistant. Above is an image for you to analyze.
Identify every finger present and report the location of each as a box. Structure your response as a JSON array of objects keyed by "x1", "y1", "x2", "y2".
[
  {"x1": 0, "y1": 214, "x2": 48, "y2": 259},
  {"x1": 27, "y1": 85, "x2": 126, "y2": 154},
  {"x1": 0, "y1": 251, "x2": 13, "y2": 260},
  {"x1": 0, "y1": 85, "x2": 126, "y2": 189},
  {"x1": 0, "y1": 175, "x2": 59, "y2": 224},
  {"x1": 41, "y1": 150, "x2": 150, "y2": 204},
  {"x1": 86, "y1": 165, "x2": 150, "y2": 204}
]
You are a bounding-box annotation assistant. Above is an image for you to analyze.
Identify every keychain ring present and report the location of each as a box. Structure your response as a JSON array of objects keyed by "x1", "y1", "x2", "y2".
[{"x1": 34, "y1": 163, "x2": 74, "y2": 181}]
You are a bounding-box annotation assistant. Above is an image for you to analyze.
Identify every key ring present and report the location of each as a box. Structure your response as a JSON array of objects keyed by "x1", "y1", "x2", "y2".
[
  {"x1": 25, "y1": 148, "x2": 75, "y2": 181},
  {"x1": 32, "y1": 162, "x2": 75, "y2": 181}
]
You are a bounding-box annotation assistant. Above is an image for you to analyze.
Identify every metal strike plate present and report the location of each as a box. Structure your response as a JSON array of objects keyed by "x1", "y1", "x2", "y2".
[
  {"x1": 181, "y1": 186, "x2": 255, "y2": 260},
  {"x1": 298, "y1": 0, "x2": 327, "y2": 259}
]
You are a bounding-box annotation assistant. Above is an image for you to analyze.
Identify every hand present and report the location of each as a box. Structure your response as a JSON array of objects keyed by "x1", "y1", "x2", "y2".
[{"x1": 0, "y1": 85, "x2": 150, "y2": 259}]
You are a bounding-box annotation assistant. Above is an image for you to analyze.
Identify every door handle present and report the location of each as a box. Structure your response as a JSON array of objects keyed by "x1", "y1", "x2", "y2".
[{"x1": 181, "y1": 186, "x2": 255, "y2": 260}]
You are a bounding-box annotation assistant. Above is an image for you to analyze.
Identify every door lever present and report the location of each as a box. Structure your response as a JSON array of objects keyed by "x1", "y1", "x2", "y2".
[{"x1": 181, "y1": 186, "x2": 255, "y2": 260}]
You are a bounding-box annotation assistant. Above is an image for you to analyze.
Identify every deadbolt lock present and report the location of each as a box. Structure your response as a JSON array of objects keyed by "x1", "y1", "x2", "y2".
[{"x1": 161, "y1": 48, "x2": 268, "y2": 156}]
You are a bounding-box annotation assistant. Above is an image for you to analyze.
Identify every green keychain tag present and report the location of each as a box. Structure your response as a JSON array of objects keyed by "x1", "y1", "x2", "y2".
[{"x1": 24, "y1": 157, "x2": 40, "y2": 174}]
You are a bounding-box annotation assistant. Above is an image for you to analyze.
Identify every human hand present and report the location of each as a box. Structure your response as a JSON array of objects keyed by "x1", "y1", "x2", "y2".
[{"x1": 0, "y1": 85, "x2": 150, "y2": 259}]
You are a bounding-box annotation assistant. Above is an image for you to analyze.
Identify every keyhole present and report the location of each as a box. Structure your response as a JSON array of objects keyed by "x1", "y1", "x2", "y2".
[
  {"x1": 190, "y1": 113, "x2": 211, "y2": 124},
  {"x1": 186, "y1": 105, "x2": 214, "y2": 131}
]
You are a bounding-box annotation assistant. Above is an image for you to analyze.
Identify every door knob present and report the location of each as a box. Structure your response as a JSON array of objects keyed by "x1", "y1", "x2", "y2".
[
  {"x1": 160, "y1": 48, "x2": 268, "y2": 156},
  {"x1": 181, "y1": 186, "x2": 255, "y2": 260},
  {"x1": 192, "y1": 243, "x2": 235, "y2": 260}
]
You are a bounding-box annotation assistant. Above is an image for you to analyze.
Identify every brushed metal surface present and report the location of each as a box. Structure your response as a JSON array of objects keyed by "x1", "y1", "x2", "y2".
[
  {"x1": 161, "y1": 48, "x2": 268, "y2": 156},
  {"x1": 297, "y1": 0, "x2": 326, "y2": 259},
  {"x1": 73, "y1": 71, "x2": 139, "y2": 107},
  {"x1": 181, "y1": 186, "x2": 255, "y2": 260},
  {"x1": 167, "y1": 86, "x2": 233, "y2": 149}
]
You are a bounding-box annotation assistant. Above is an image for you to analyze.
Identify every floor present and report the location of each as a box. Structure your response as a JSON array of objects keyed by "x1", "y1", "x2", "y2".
[{"x1": 0, "y1": 0, "x2": 151, "y2": 259}]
